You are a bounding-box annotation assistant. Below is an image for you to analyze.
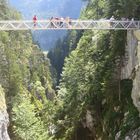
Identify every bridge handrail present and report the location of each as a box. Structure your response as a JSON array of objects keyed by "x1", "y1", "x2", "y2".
[
  {"x1": 0, "y1": 20, "x2": 139, "y2": 30},
  {"x1": 0, "y1": 20, "x2": 140, "y2": 23}
]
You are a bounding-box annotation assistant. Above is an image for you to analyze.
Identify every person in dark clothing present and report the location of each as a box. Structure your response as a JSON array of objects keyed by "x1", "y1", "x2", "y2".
[
  {"x1": 33, "y1": 15, "x2": 37, "y2": 27},
  {"x1": 50, "y1": 17, "x2": 54, "y2": 28},
  {"x1": 60, "y1": 17, "x2": 64, "y2": 27},
  {"x1": 66, "y1": 17, "x2": 72, "y2": 28}
]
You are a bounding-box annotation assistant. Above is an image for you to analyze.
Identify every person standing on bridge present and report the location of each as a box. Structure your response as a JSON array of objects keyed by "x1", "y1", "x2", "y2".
[
  {"x1": 66, "y1": 17, "x2": 72, "y2": 28},
  {"x1": 33, "y1": 15, "x2": 37, "y2": 27},
  {"x1": 50, "y1": 17, "x2": 54, "y2": 28},
  {"x1": 110, "y1": 15, "x2": 115, "y2": 28},
  {"x1": 60, "y1": 17, "x2": 64, "y2": 27}
]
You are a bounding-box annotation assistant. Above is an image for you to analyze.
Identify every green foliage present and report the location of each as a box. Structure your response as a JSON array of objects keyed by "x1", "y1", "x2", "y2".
[
  {"x1": 107, "y1": 0, "x2": 140, "y2": 18},
  {"x1": 48, "y1": 30, "x2": 83, "y2": 85},
  {"x1": 118, "y1": 80, "x2": 140, "y2": 139},
  {"x1": 12, "y1": 91, "x2": 50, "y2": 140},
  {"x1": 80, "y1": 0, "x2": 107, "y2": 19},
  {"x1": 1, "y1": 0, "x2": 140, "y2": 140},
  {"x1": 51, "y1": 0, "x2": 140, "y2": 139},
  {"x1": 0, "y1": 1, "x2": 55, "y2": 140}
]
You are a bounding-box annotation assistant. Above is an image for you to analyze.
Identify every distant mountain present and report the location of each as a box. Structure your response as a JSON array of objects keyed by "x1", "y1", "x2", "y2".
[{"x1": 9, "y1": 0, "x2": 85, "y2": 50}]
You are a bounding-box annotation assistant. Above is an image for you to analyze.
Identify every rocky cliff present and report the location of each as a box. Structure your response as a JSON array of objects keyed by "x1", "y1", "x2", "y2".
[
  {"x1": 0, "y1": 85, "x2": 10, "y2": 140},
  {"x1": 121, "y1": 30, "x2": 140, "y2": 113},
  {"x1": 121, "y1": 30, "x2": 140, "y2": 139}
]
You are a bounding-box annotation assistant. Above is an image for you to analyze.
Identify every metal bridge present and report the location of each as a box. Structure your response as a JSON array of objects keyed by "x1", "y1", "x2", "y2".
[{"x1": 0, "y1": 20, "x2": 140, "y2": 30}]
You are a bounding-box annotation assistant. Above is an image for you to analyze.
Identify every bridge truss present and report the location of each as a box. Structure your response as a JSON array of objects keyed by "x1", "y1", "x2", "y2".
[{"x1": 0, "y1": 20, "x2": 139, "y2": 30}]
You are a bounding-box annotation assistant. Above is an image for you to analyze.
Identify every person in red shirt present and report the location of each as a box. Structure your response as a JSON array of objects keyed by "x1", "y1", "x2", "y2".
[{"x1": 33, "y1": 15, "x2": 37, "y2": 27}]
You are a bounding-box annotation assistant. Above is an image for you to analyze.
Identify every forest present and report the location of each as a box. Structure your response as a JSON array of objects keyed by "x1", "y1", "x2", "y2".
[{"x1": 0, "y1": 0, "x2": 140, "y2": 140}]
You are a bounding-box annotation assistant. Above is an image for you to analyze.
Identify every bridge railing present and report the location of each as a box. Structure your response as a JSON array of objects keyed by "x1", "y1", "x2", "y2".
[{"x1": 0, "y1": 20, "x2": 139, "y2": 30}]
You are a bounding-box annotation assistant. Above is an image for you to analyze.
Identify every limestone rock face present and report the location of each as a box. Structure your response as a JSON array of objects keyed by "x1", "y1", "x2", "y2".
[
  {"x1": 121, "y1": 30, "x2": 138, "y2": 79},
  {"x1": 134, "y1": 30, "x2": 140, "y2": 41},
  {"x1": 116, "y1": 127, "x2": 140, "y2": 140},
  {"x1": 121, "y1": 30, "x2": 140, "y2": 114},
  {"x1": 0, "y1": 85, "x2": 10, "y2": 140},
  {"x1": 132, "y1": 67, "x2": 140, "y2": 113},
  {"x1": 124, "y1": 127, "x2": 140, "y2": 140}
]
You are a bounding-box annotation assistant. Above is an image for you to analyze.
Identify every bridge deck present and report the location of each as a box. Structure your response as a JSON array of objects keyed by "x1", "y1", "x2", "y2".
[{"x1": 0, "y1": 20, "x2": 139, "y2": 30}]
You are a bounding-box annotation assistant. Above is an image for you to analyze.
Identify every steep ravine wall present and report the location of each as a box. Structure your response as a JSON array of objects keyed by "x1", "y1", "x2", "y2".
[
  {"x1": 0, "y1": 85, "x2": 10, "y2": 140},
  {"x1": 121, "y1": 30, "x2": 140, "y2": 139},
  {"x1": 121, "y1": 30, "x2": 140, "y2": 113}
]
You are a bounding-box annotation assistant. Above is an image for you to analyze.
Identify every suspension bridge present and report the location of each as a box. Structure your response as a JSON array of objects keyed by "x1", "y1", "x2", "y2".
[{"x1": 0, "y1": 20, "x2": 140, "y2": 30}]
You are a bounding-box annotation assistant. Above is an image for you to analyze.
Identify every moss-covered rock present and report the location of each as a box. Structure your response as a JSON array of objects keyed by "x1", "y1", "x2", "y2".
[{"x1": 0, "y1": 85, "x2": 10, "y2": 140}]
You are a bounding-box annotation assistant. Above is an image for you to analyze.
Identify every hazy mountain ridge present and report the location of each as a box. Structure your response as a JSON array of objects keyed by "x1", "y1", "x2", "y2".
[{"x1": 9, "y1": 0, "x2": 84, "y2": 50}]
